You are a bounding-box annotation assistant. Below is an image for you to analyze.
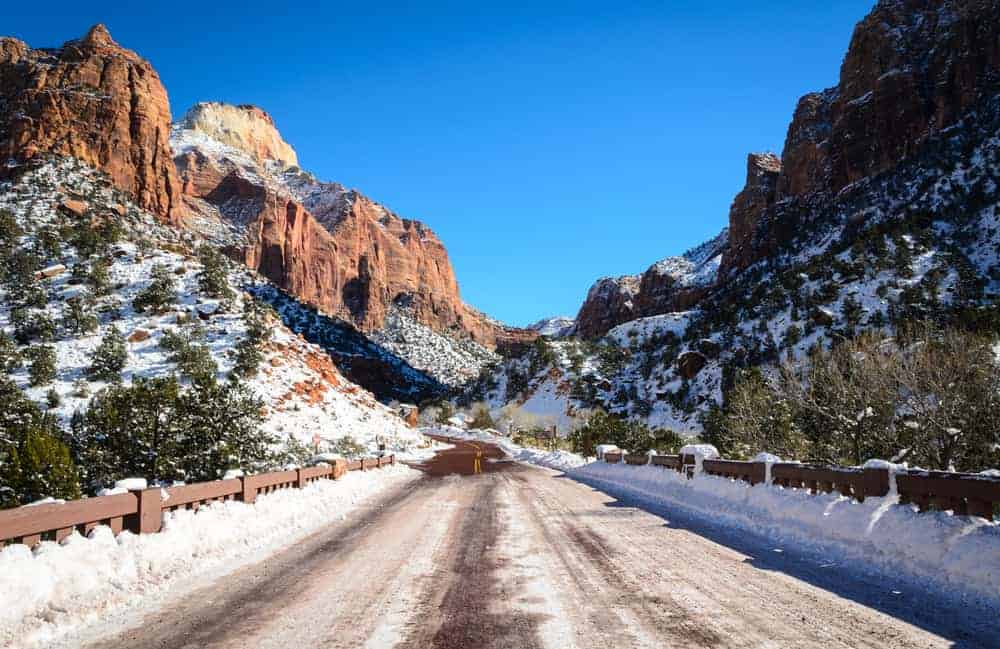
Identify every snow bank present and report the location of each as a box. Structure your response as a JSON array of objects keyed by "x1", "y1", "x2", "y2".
[
  {"x1": 569, "y1": 462, "x2": 1000, "y2": 606},
  {"x1": 0, "y1": 465, "x2": 418, "y2": 648}
]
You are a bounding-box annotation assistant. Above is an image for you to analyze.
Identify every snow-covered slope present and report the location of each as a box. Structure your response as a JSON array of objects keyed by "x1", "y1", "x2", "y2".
[
  {"x1": 0, "y1": 157, "x2": 423, "y2": 458},
  {"x1": 470, "y1": 105, "x2": 1000, "y2": 437},
  {"x1": 370, "y1": 307, "x2": 499, "y2": 387},
  {"x1": 528, "y1": 316, "x2": 576, "y2": 338}
]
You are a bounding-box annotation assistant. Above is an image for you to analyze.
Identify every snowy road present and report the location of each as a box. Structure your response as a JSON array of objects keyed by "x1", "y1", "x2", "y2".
[{"x1": 86, "y1": 441, "x2": 997, "y2": 648}]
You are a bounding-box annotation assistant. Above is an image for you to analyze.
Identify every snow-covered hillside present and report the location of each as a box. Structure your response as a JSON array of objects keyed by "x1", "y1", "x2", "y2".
[
  {"x1": 528, "y1": 316, "x2": 576, "y2": 338},
  {"x1": 0, "y1": 157, "x2": 422, "y2": 460},
  {"x1": 469, "y1": 104, "x2": 1000, "y2": 439},
  {"x1": 370, "y1": 306, "x2": 498, "y2": 387}
]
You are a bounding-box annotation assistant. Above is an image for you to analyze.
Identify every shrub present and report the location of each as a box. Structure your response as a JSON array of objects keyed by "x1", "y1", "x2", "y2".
[
  {"x1": 0, "y1": 331, "x2": 21, "y2": 373},
  {"x1": 62, "y1": 295, "x2": 99, "y2": 335},
  {"x1": 469, "y1": 403, "x2": 495, "y2": 430},
  {"x1": 160, "y1": 327, "x2": 218, "y2": 386},
  {"x1": 89, "y1": 326, "x2": 127, "y2": 382},
  {"x1": 132, "y1": 263, "x2": 176, "y2": 314},
  {"x1": 26, "y1": 345, "x2": 57, "y2": 386},
  {"x1": 196, "y1": 245, "x2": 236, "y2": 303},
  {"x1": 71, "y1": 376, "x2": 269, "y2": 487},
  {"x1": 330, "y1": 435, "x2": 367, "y2": 459},
  {"x1": 567, "y1": 410, "x2": 682, "y2": 457},
  {"x1": 0, "y1": 379, "x2": 80, "y2": 508}
]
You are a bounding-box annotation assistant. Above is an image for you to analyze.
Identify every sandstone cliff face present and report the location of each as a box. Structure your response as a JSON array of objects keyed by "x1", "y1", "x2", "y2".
[
  {"x1": 717, "y1": 153, "x2": 782, "y2": 276},
  {"x1": 579, "y1": 0, "x2": 1000, "y2": 335},
  {"x1": 0, "y1": 25, "x2": 180, "y2": 223},
  {"x1": 172, "y1": 104, "x2": 507, "y2": 348},
  {"x1": 179, "y1": 102, "x2": 298, "y2": 167},
  {"x1": 575, "y1": 231, "x2": 726, "y2": 339},
  {"x1": 574, "y1": 275, "x2": 641, "y2": 340},
  {"x1": 722, "y1": 0, "x2": 1000, "y2": 276}
]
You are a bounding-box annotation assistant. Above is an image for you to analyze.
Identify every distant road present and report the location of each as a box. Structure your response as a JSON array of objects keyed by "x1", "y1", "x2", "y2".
[{"x1": 87, "y1": 439, "x2": 996, "y2": 648}]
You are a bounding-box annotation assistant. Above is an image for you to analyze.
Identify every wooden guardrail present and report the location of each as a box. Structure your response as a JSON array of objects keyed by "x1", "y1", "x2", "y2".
[
  {"x1": 607, "y1": 452, "x2": 1000, "y2": 521},
  {"x1": 0, "y1": 455, "x2": 395, "y2": 549}
]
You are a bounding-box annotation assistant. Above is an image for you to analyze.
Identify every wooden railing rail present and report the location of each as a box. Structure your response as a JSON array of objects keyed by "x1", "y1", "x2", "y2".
[
  {"x1": 0, "y1": 455, "x2": 395, "y2": 549},
  {"x1": 703, "y1": 459, "x2": 766, "y2": 485},
  {"x1": 650, "y1": 454, "x2": 681, "y2": 470},
  {"x1": 603, "y1": 452, "x2": 1000, "y2": 520}
]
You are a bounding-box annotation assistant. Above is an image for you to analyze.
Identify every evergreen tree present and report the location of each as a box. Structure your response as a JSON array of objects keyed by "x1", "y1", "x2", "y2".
[
  {"x1": 232, "y1": 337, "x2": 264, "y2": 378},
  {"x1": 160, "y1": 327, "x2": 218, "y2": 386},
  {"x1": 4, "y1": 248, "x2": 46, "y2": 308},
  {"x1": 0, "y1": 331, "x2": 21, "y2": 373},
  {"x1": 196, "y1": 245, "x2": 235, "y2": 303},
  {"x1": 62, "y1": 295, "x2": 99, "y2": 335},
  {"x1": 132, "y1": 264, "x2": 176, "y2": 314},
  {"x1": 72, "y1": 376, "x2": 270, "y2": 486},
  {"x1": 72, "y1": 376, "x2": 182, "y2": 486},
  {"x1": 231, "y1": 299, "x2": 271, "y2": 378},
  {"x1": 88, "y1": 258, "x2": 112, "y2": 296},
  {"x1": 12, "y1": 307, "x2": 56, "y2": 344},
  {"x1": 88, "y1": 326, "x2": 127, "y2": 382},
  {"x1": 0, "y1": 208, "x2": 22, "y2": 246},
  {"x1": 26, "y1": 345, "x2": 57, "y2": 386},
  {"x1": 35, "y1": 227, "x2": 62, "y2": 261},
  {"x1": 0, "y1": 378, "x2": 80, "y2": 508}
]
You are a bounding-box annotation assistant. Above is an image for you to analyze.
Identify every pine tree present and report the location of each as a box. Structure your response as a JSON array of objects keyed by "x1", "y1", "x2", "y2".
[
  {"x1": 196, "y1": 245, "x2": 235, "y2": 303},
  {"x1": 160, "y1": 327, "x2": 218, "y2": 386},
  {"x1": 132, "y1": 263, "x2": 176, "y2": 314},
  {"x1": 73, "y1": 375, "x2": 270, "y2": 486},
  {"x1": 231, "y1": 300, "x2": 271, "y2": 378},
  {"x1": 26, "y1": 345, "x2": 57, "y2": 386},
  {"x1": 89, "y1": 258, "x2": 112, "y2": 296},
  {"x1": 88, "y1": 326, "x2": 127, "y2": 382},
  {"x1": 232, "y1": 337, "x2": 264, "y2": 378},
  {"x1": 0, "y1": 208, "x2": 22, "y2": 246},
  {"x1": 4, "y1": 248, "x2": 46, "y2": 308},
  {"x1": 72, "y1": 376, "x2": 182, "y2": 486},
  {"x1": 62, "y1": 295, "x2": 99, "y2": 335},
  {"x1": 0, "y1": 378, "x2": 80, "y2": 508},
  {"x1": 12, "y1": 307, "x2": 56, "y2": 344},
  {"x1": 35, "y1": 227, "x2": 62, "y2": 261},
  {"x1": 0, "y1": 331, "x2": 21, "y2": 373}
]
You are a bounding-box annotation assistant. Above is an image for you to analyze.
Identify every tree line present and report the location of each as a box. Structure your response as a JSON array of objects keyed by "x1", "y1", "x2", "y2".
[{"x1": 702, "y1": 324, "x2": 1000, "y2": 472}]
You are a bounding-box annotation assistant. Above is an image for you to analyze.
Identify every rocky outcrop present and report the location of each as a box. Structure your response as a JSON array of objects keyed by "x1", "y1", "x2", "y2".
[
  {"x1": 576, "y1": 230, "x2": 726, "y2": 339},
  {"x1": 718, "y1": 153, "x2": 782, "y2": 277},
  {"x1": 575, "y1": 275, "x2": 641, "y2": 339},
  {"x1": 0, "y1": 25, "x2": 181, "y2": 223},
  {"x1": 178, "y1": 102, "x2": 298, "y2": 167},
  {"x1": 723, "y1": 0, "x2": 1000, "y2": 276},
  {"x1": 172, "y1": 104, "x2": 505, "y2": 348}
]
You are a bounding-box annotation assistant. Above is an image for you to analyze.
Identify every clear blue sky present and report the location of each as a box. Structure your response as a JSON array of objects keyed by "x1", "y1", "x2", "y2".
[{"x1": 5, "y1": 1, "x2": 874, "y2": 327}]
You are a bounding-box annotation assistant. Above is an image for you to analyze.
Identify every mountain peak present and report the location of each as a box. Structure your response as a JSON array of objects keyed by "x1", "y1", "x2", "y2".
[
  {"x1": 79, "y1": 23, "x2": 116, "y2": 48},
  {"x1": 178, "y1": 101, "x2": 299, "y2": 167}
]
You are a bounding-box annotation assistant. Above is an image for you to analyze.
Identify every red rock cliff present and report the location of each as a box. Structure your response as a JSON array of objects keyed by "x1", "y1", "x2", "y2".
[
  {"x1": 721, "y1": 0, "x2": 1000, "y2": 276},
  {"x1": 0, "y1": 25, "x2": 181, "y2": 223},
  {"x1": 173, "y1": 103, "x2": 506, "y2": 347}
]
